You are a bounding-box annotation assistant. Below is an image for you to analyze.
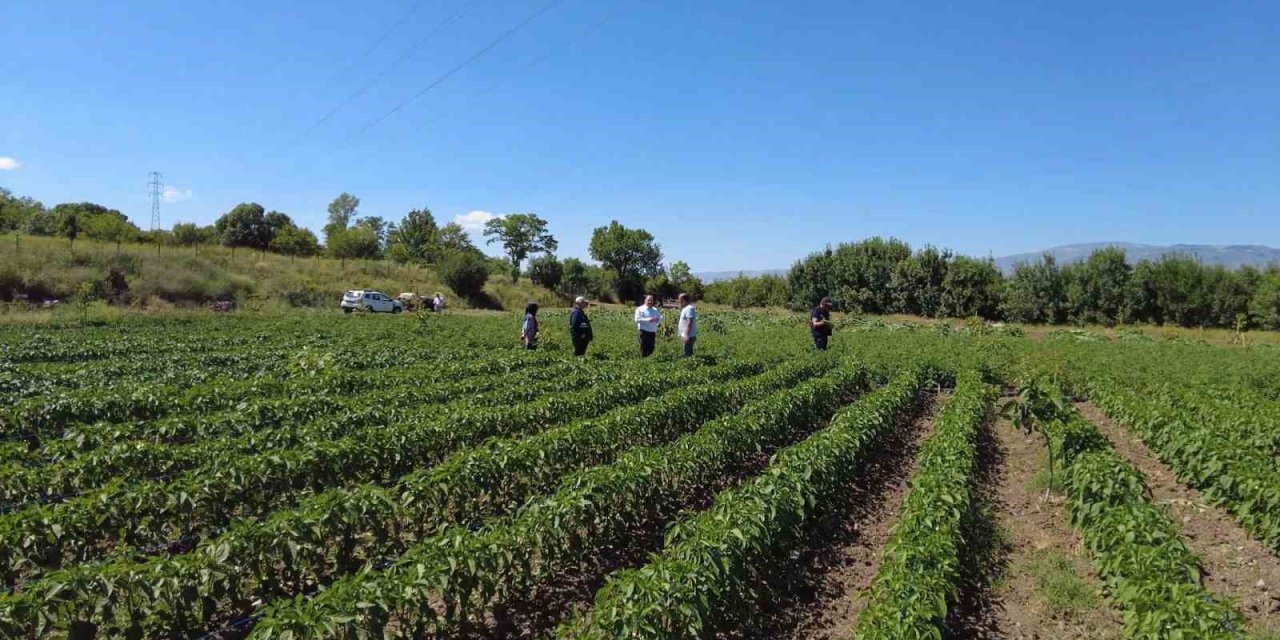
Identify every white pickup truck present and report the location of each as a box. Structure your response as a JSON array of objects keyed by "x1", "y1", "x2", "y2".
[{"x1": 340, "y1": 290, "x2": 403, "y2": 314}]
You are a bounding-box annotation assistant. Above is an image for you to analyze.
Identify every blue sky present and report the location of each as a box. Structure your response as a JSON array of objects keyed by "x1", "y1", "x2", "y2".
[{"x1": 3, "y1": 0, "x2": 1278, "y2": 272}]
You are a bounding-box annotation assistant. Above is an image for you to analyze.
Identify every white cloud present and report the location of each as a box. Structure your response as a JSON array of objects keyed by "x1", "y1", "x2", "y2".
[
  {"x1": 0, "y1": 157, "x2": 20, "y2": 171},
  {"x1": 162, "y1": 186, "x2": 192, "y2": 203},
  {"x1": 454, "y1": 210, "x2": 496, "y2": 232}
]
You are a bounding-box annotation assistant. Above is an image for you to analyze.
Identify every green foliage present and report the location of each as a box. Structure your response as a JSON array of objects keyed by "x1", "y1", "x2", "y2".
[
  {"x1": 387, "y1": 208, "x2": 438, "y2": 264},
  {"x1": 704, "y1": 273, "x2": 789, "y2": 308},
  {"x1": 1002, "y1": 254, "x2": 1066, "y2": 323},
  {"x1": 214, "y1": 202, "x2": 272, "y2": 251},
  {"x1": 589, "y1": 220, "x2": 662, "y2": 300},
  {"x1": 1042, "y1": 401, "x2": 1248, "y2": 639},
  {"x1": 483, "y1": 213, "x2": 557, "y2": 283},
  {"x1": 248, "y1": 364, "x2": 870, "y2": 639},
  {"x1": 854, "y1": 371, "x2": 997, "y2": 639},
  {"x1": 324, "y1": 192, "x2": 359, "y2": 242},
  {"x1": 563, "y1": 366, "x2": 928, "y2": 637},
  {"x1": 437, "y1": 249, "x2": 489, "y2": 300},
  {"x1": 527, "y1": 254, "x2": 563, "y2": 290}
]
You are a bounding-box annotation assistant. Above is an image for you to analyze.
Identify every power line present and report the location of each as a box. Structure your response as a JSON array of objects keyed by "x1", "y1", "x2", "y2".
[
  {"x1": 285, "y1": 0, "x2": 486, "y2": 145},
  {"x1": 415, "y1": 0, "x2": 627, "y2": 134},
  {"x1": 356, "y1": 0, "x2": 567, "y2": 135},
  {"x1": 333, "y1": 0, "x2": 433, "y2": 79}
]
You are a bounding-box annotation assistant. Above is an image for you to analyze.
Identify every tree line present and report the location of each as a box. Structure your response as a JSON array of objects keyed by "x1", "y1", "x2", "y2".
[
  {"x1": 0, "y1": 188, "x2": 708, "y2": 305},
  {"x1": 702, "y1": 237, "x2": 1280, "y2": 330}
]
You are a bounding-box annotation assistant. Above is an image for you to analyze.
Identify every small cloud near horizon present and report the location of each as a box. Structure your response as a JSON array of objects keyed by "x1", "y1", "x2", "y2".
[
  {"x1": 454, "y1": 210, "x2": 496, "y2": 232},
  {"x1": 0, "y1": 157, "x2": 21, "y2": 170},
  {"x1": 162, "y1": 186, "x2": 192, "y2": 203}
]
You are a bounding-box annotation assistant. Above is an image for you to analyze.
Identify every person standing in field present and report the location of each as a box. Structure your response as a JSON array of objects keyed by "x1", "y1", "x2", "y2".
[
  {"x1": 569, "y1": 296, "x2": 593, "y2": 356},
  {"x1": 677, "y1": 293, "x2": 697, "y2": 357},
  {"x1": 521, "y1": 303, "x2": 539, "y2": 350},
  {"x1": 433, "y1": 293, "x2": 445, "y2": 312},
  {"x1": 811, "y1": 296, "x2": 834, "y2": 351},
  {"x1": 635, "y1": 294, "x2": 663, "y2": 358}
]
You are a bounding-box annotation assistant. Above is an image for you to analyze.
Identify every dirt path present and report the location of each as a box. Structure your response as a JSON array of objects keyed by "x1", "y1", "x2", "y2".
[
  {"x1": 1078, "y1": 402, "x2": 1280, "y2": 637},
  {"x1": 960, "y1": 415, "x2": 1123, "y2": 640},
  {"x1": 734, "y1": 393, "x2": 942, "y2": 640}
]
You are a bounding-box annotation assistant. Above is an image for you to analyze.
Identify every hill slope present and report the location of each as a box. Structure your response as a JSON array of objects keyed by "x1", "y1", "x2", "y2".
[{"x1": 0, "y1": 235, "x2": 563, "y2": 311}]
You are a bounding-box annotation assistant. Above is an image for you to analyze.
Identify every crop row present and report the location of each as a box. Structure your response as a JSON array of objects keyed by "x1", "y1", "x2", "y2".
[
  {"x1": 0, "y1": 347, "x2": 552, "y2": 444},
  {"x1": 561, "y1": 365, "x2": 930, "y2": 637},
  {"x1": 0, "y1": 358, "x2": 826, "y2": 639},
  {"x1": 1086, "y1": 374, "x2": 1280, "y2": 553},
  {"x1": 850, "y1": 370, "x2": 994, "y2": 639},
  {"x1": 246, "y1": 362, "x2": 871, "y2": 639},
  {"x1": 19, "y1": 349, "x2": 562, "y2": 466},
  {"x1": 1045, "y1": 396, "x2": 1246, "y2": 638},
  {"x1": 0, "y1": 359, "x2": 759, "y2": 589},
  {"x1": 0, "y1": 355, "x2": 609, "y2": 503}
]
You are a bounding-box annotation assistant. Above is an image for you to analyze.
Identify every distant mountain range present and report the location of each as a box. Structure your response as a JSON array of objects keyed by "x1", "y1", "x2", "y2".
[
  {"x1": 992, "y1": 243, "x2": 1280, "y2": 273},
  {"x1": 695, "y1": 243, "x2": 1280, "y2": 281}
]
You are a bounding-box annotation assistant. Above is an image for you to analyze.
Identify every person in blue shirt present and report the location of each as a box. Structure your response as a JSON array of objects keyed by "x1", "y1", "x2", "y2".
[
  {"x1": 811, "y1": 296, "x2": 834, "y2": 351},
  {"x1": 569, "y1": 296, "x2": 593, "y2": 356}
]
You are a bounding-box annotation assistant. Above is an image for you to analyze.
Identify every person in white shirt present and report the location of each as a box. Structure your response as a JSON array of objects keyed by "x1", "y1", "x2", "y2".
[
  {"x1": 677, "y1": 293, "x2": 697, "y2": 357},
  {"x1": 634, "y1": 294, "x2": 663, "y2": 357}
]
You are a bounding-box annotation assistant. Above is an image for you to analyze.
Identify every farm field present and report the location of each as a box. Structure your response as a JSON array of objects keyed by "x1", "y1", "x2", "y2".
[{"x1": 2, "y1": 311, "x2": 1280, "y2": 639}]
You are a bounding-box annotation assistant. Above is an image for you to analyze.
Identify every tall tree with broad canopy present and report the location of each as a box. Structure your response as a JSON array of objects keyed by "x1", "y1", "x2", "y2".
[
  {"x1": 388, "y1": 208, "x2": 439, "y2": 264},
  {"x1": 325, "y1": 192, "x2": 360, "y2": 243},
  {"x1": 483, "y1": 213, "x2": 558, "y2": 283},
  {"x1": 589, "y1": 220, "x2": 663, "y2": 301},
  {"x1": 215, "y1": 203, "x2": 272, "y2": 252}
]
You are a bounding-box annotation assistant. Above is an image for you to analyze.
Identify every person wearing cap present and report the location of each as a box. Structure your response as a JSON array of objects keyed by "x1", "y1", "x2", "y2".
[
  {"x1": 811, "y1": 296, "x2": 834, "y2": 350},
  {"x1": 677, "y1": 293, "x2": 697, "y2": 357},
  {"x1": 634, "y1": 294, "x2": 663, "y2": 357},
  {"x1": 569, "y1": 296, "x2": 593, "y2": 356}
]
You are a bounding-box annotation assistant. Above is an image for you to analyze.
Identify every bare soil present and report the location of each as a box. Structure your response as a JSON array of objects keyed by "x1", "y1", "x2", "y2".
[
  {"x1": 1078, "y1": 402, "x2": 1280, "y2": 637},
  {"x1": 734, "y1": 393, "x2": 942, "y2": 640},
  {"x1": 968, "y1": 415, "x2": 1123, "y2": 640}
]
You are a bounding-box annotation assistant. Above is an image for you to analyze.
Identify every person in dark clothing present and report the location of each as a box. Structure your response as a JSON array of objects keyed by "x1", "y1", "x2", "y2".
[
  {"x1": 811, "y1": 296, "x2": 834, "y2": 351},
  {"x1": 521, "y1": 303, "x2": 539, "y2": 350},
  {"x1": 569, "y1": 296, "x2": 593, "y2": 356}
]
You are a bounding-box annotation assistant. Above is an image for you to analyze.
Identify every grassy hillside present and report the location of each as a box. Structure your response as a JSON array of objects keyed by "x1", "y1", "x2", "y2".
[{"x1": 0, "y1": 234, "x2": 564, "y2": 314}]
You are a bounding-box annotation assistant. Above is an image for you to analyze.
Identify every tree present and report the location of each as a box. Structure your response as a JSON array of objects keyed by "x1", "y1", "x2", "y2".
[
  {"x1": 25, "y1": 211, "x2": 57, "y2": 236},
  {"x1": 1063, "y1": 247, "x2": 1131, "y2": 325},
  {"x1": 325, "y1": 192, "x2": 360, "y2": 243},
  {"x1": 562, "y1": 257, "x2": 592, "y2": 295},
  {"x1": 438, "y1": 222, "x2": 475, "y2": 254},
  {"x1": 51, "y1": 202, "x2": 126, "y2": 249},
  {"x1": 667, "y1": 260, "x2": 704, "y2": 298},
  {"x1": 172, "y1": 223, "x2": 212, "y2": 247},
  {"x1": 1250, "y1": 266, "x2": 1280, "y2": 330},
  {"x1": 589, "y1": 220, "x2": 662, "y2": 301},
  {"x1": 327, "y1": 226, "x2": 382, "y2": 263},
  {"x1": 528, "y1": 255, "x2": 563, "y2": 290},
  {"x1": 270, "y1": 225, "x2": 321, "y2": 260},
  {"x1": 891, "y1": 246, "x2": 951, "y2": 317},
  {"x1": 81, "y1": 213, "x2": 139, "y2": 253},
  {"x1": 1001, "y1": 254, "x2": 1066, "y2": 324},
  {"x1": 0, "y1": 188, "x2": 44, "y2": 233},
  {"x1": 940, "y1": 256, "x2": 1002, "y2": 318},
  {"x1": 438, "y1": 250, "x2": 490, "y2": 301},
  {"x1": 388, "y1": 208, "x2": 439, "y2": 264},
  {"x1": 215, "y1": 203, "x2": 272, "y2": 252},
  {"x1": 355, "y1": 216, "x2": 390, "y2": 251},
  {"x1": 483, "y1": 213, "x2": 558, "y2": 283}
]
